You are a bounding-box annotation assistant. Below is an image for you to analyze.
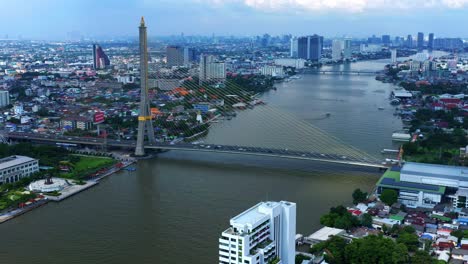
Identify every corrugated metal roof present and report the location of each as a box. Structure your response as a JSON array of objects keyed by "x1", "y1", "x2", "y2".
[{"x1": 402, "y1": 162, "x2": 468, "y2": 182}]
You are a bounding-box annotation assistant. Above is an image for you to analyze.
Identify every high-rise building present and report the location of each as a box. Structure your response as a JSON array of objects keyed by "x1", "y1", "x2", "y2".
[
  {"x1": 183, "y1": 47, "x2": 196, "y2": 66},
  {"x1": 406, "y1": 35, "x2": 413, "y2": 48},
  {"x1": 391, "y1": 49, "x2": 397, "y2": 64},
  {"x1": 309, "y1": 35, "x2": 322, "y2": 61},
  {"x1": 433, "y1": 38, "x2": 464, "y2": 50},
  {"x1": 417, "y1": 32, "x2": 424, "y2": 49},
  {"x1": 428, "y1": 33, "x2": 434, "y2": 50},
  {"x1": 343, "y1": 39, "x2": 352, "y2": 60},
  {"x1": 290, "y1": 37, "x2": 298, "y2": 58},
  {"x1": 367, "y1": 35, "x2": 381, "y2": 44},
  {"x1": 92, "y1": 44, "x2": 110, "y2": 70},
  {"x1": 382, "y1": 35, "x2": 391, "y2": 46},
  {"x1": 166, "y1": 45, "x2": 184, "y2": 67},
  {"x1": 0, "y1": 90, "x2": 9, "y2": 107},
  {"x1": 297, "y1": 35, "x2": 322, "y2": 61},
  {"x1": 218, "y1": 201, "x2": 296, "y2": 264},
  {"x1": 331, "y1": 40, "x2": 343, "y2": 61},
  {"x1": 199, "y1": 54, "x2": 226, "y2": 84}
]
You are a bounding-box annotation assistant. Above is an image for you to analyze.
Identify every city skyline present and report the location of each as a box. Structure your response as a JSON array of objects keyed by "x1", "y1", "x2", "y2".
[{"x1": 1, "y1": 0, "x2": 468, "y2": 40}]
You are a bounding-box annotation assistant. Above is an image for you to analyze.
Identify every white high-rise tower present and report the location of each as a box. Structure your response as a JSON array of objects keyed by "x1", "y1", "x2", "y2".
[{"x1": 219, "y1": 201, "x2": 296, "y2": 264}]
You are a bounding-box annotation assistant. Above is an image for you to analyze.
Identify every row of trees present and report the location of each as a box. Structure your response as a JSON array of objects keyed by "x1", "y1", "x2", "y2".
[{"x1": 311, "y1": 234, "x2": 435, "y2": 264}]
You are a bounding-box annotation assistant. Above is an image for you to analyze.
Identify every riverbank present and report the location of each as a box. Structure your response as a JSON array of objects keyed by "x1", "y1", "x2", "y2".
[{"x1": 0, "y1": 158, "x2": 135, "y2": 224}]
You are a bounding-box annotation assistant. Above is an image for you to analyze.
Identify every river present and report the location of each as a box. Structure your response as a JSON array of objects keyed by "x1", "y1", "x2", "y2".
[{"x1": 0, "y1": 57, "x2": 422, "y2": 264}]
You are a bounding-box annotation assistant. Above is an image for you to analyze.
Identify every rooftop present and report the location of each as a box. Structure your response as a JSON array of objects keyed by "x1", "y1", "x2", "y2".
[
  {"x1": 307, "y1": 227, "x2": 345, "y2": 242},
  {"x1": 0, "y1": 155, "x2": 37, "y2": 170},
  {"x1": 377, "y1": 169, "x2": 446, "y2": 194},
  {"x1": 230, "y1": 201, "x2": 277, "y2": 227},
  {"x1": 401, "y1": 162, "x2": 468, "y2": 183}
]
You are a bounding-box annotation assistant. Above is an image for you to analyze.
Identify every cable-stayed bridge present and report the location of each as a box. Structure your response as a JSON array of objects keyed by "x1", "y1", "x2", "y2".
[
  {"x1": 6, "y1": 132, "x2": 386, "y2": 169},
  {"x1": 4, "y1": 18, "x2": 389, "y2": 170}
]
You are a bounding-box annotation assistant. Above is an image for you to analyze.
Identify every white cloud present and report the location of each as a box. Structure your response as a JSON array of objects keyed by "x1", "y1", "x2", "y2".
[{"x1": 200, "y1": 0, "x2": 468, "y2": 12}]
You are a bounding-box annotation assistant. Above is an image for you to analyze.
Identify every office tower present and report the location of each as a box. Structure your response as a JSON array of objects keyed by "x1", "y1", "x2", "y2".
[
  {"x1": 309, "y1": 35, "x2": 322, "y2": 61},
  {"x1": 382, "y1": 35, "x2": 391, "y2": 46},
  {"x1": 219, "y1": 201, "x2": 296, "y2": 264},
  {"x1": 0, "y1": 90, "x2": 9, "y2": 107},
  {"x1": 332, "y1": 40, "x2": 343, "y2": 61},
  {"x1": 343, "y1": 39, "x2": 352, "y2": 60},
  {"x1": 297, "y1": 37, "x2": 309, "y2": 60},
  {"x1": 183, "y1": 47, "x2": 196, "y2": 66},
  {"x1": 433, "y1": 38, "x2": 464, "y2": 50},
  {"x1": 261, "y1": 34, "x2": 270, "y2": 47},
  {"x1": 406, "y1": 35, "x2": 413, "y2": 48},
  {"x1": 428, "y1": 33, "x2": 434, "y2": 50},
  {"x1": 391, "y1": 49, "x2": 397, "y2": 64},
  {"x1": 297, "y1": 35, "x2": 322, "y2": 61},
  {"x1": 417, "y1": 32, "x2": 424, "y2": 49},
  {"x1": 319, "y1": 36, "x2": 324, "y2": 54},
  {"x1": 166, "y1": 45, "x2": 184, "y2": 67},
  {"x1": 92, "y1": 44, "x2": 110, "y2": 70},
  {"x1": 290, "y1": 37, "x2": 298, "y2": 58},
  {"x1": 367, "y1": 35, "x2": 381, "y2": 44},
  {"x1": 199, "y1": 54, "x2": 226, "y2": 84},
  {"x1": 135, "y1": 17, "x2": 155, "y2": 156}
]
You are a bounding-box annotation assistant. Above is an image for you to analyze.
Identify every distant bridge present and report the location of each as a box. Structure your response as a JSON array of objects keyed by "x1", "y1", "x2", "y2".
[
  {"x1": 306, "y1": 70, "x2": 378, "y2": 75},
  {"x1": 6, "y1": 132, "x2": 387, "y2": 169}
]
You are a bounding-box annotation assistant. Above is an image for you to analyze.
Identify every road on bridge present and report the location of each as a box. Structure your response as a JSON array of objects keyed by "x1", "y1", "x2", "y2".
[{"x1": 6, "y1": 132, "x2": 387, "y2": 169}]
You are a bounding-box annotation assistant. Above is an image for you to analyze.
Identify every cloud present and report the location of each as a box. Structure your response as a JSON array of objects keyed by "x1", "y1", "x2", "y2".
[{"x1": 200, "y1": 0, "x2": 468, "y2": 13}]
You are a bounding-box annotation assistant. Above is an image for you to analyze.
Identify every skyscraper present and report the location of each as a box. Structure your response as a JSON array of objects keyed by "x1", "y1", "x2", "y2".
[
  {"x1": 290, "y1": 37, "x2": 298, "y2": 58},
  {"x1": 382, "y1": 35, "x2": 391, "y2": 46},
  {"x1": 218, "y1": 201, "x2": 296, "y2": 264},
  {"x1": 309, "y1": 35, "x2": 322, "y2": 61},
  {"x1": 92, "y1": 44, "x2": 110, "y2": 70},
  {"x1": 331, "y1": 39, "x2": 343, "y2": 61},
  {"x1": 391, "y1": 49, "x2": 397, "y2": 64},
  {"x1": 135, "y1": 17, "x2": 155, "y2": 156},
  {"x1": 183, "y1": 47, "x2": 196, "y2": 66},
  {"x1": 199, "y1": 54, "x2": 226, "y2": 84},
  {"x1": 406, "y1": 35, "x2": 413, "y2": 48},
  {"x1": 417, "y1": 32, "x2": 424, "y2": 49},
  {"x1": 166, "y1": 45, "x2": 184, "y2": 67},
  {"x1": 0, "y1": 90, "x2": 9, "y2": 107},
  {"x1": 428, "y1": 33, "x2": 434, "y2": 50},
  {"x1": 343, "y1": 39, "x2": 352, "y2": 60},
  {"x1": 297, "y1": 35, "x2": 322, "y2": 61}
]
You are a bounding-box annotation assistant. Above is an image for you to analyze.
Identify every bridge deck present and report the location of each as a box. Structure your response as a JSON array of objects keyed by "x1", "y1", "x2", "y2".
[{"x1": 6, "y1": 133, "x2": 388, "y2": 169}]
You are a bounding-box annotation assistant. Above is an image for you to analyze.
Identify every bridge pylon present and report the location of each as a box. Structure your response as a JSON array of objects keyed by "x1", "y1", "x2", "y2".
[{"x1": 135, "y1": 17, "x2": 155, "y2": 156}]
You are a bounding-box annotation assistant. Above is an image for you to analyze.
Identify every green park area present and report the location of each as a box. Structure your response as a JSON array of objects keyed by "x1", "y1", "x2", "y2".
[
  {"x1": 0, "y1": 143, "x2": 117, "y2": 211},
  {"x1": 60, "y1": 155, "x2": 116, "y2": 180}
]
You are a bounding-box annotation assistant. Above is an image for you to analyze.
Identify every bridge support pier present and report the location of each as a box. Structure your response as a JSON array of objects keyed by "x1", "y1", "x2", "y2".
[{"x1": 135, "y1": 17, "x2": 155, "y2": 157}]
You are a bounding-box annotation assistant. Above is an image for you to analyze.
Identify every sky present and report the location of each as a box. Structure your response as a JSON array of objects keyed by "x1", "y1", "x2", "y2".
[{"x1": 0, "y1": 0, "x2": 467, "y2": 40}]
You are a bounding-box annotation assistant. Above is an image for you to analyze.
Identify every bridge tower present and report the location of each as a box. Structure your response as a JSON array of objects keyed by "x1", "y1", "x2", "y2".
[{"x1": 135, "y1": 17, "x2": 155, "y2": 156}]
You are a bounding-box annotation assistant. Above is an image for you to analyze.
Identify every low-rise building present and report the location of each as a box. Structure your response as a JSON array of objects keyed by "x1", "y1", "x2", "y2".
[{"x1": 0, "y1": 155, "x2": 39, "y2": 184}]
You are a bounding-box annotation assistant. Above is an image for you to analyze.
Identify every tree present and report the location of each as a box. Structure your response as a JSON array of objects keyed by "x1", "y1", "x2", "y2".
[
  {"x1": 352, "y1": 188, "x2": 368, "y2": 204},
  {"x1": 320, "y1": 205, "x2": 359, "y2": 230},
  {"x1": 310, "y1": 236, "x2": 347, "y2": 264},
  {"x1": 361, "y1": 213, "x2": 373, "y2": 228},
  {"x1": 396, "y1": 232, "x2": 419, "y2": 252},
  {"x1": 451, "y1": 230, "x2": 464, "y2": 244},
  {"x1": 411, "y1": 250, "x2": 434, "y2": 264},
  {"x1": 344, "y1": 235, "x2": 408, "y2": 264},
  {"x1": 380, "y1": 189, "x2": 398, "y2": 206}
]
